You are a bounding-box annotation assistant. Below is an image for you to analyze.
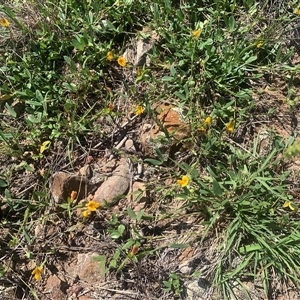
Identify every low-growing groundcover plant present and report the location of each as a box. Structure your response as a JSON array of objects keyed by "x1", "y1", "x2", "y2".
[{"x1": 0, "y1": 0, "x2": 300, "y2": 299}]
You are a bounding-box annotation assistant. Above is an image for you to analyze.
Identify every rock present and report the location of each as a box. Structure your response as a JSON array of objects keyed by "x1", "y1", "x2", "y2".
[
  {"x1": 66, "y1": 284, "x2": 83, "y2": 298},
  {"x1": 125, "y1": 139, "x2": 136, "y2": 152},
  {"x1": 123, "y1": 39, "x2": 152, "y2": 66},
  {"x1": 178, "y1": 246, "x2": 194, "y2": 274},
  {"x1": 66, "y1": 252, "x2": 106, "y2": 284},
  {"x1": 140, "y1": 103, "x2": 190, "y2": 157},
  {"x1": 123, "y1": 27, "x2": 158, "y2": 66},
  {"x1": 94, "y1": 159, "x2": 130, "y2": 206},
  {"x1": 185, "y1": 278, "x2": 211, "y2": 300},
  {"x1": 78, "y1": 165, "x2": 92, "y2": 178},
  {"x1": 50, "y1": 172, "x2": 91, "y2": 204},
  {"x1": 45, "y1": 275, "x2": 68, "y2": 299}
]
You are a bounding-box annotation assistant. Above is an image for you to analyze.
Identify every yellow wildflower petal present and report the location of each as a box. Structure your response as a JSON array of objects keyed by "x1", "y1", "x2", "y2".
[
  {"x1": 226, "y1": 120, "x2": 235, "y2": 133},
  {"x1": 204, "y1": 116, "x2": 212, "y2": 125},
  {"x1": 117, "y1": 56, "x2": 126, "y2": 67},
  {"x1": 177, "y1": 175, "x2": 189, "y2": 187},
  {"x1": 32, "y1": 266, "x2": 43, "y2": 281},
  {"x1": 40, "y1": 140, "x2": 51, "y2": 154},
  {"x1": 135, "y1": 105, "x2": 144, "y2": 115},
  {"x1": 87, "y1": 200, "x2": 101, "y2": 211},
  {"x1": 82, "y1": 210, "x2": 90, "y2": 218},
  {"x1": 283, "y1": 200, "x2": 295, "y2": 211},
  {"x1": 193, "y1": 29, "x2": 201, "y2": 38},
  {"x1": 0, "y1": 18, "x2": 10, "y2": 27},
  {"x1": 107, "y1": 51, "x2": 114, "y2": 61},
  {"x1": 256, "y1": 41, "x2": 263, "y2": 48},
  {"x1": 294, "y1": 7, "x2": 300, "y2": 14}
]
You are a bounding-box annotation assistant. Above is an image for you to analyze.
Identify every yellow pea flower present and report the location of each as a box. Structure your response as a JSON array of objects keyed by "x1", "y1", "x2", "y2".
[
  {"x1": 0, "y1": 18, "x2": 10, "y2": 27},
  {"x1": 226, "y1": 120, "x2": 235, "y2": 133},
  {"x1": 204, "y1": 116, "x2": 212, "y2": 125},
  {"x1": 192, "y1": 29, "x2": 201, "y2": 38},
  {"x1": 32, "y1": 266, "x2": 43, "y2": 281},
  {"x1": 117, "y1": 56, "x2": 126, "y2": 67},
  {"x1": 86, "y1": 200, "x2": 101, "y2": 211},
  {"x1": 177, "y1": 175, "x2": 189, "y2": 187},
  {"x1": 82, "y1": 210, "x2": 90, "y2": 218},
  {"x1": 256, "y1": 41, "x2": 263, "y2": 48},
  {"x1": 283, "y1": 200, "x2": 295, "y2": 211},
  {"x1": 107, "y1": 51, "x2": 114, "y2": 61},
  {"x1": 135, "y1": 105, "x2": 144, "y2": 115}
]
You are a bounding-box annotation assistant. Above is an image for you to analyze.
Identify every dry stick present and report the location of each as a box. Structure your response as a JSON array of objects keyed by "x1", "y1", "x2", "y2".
[
  {"x1": 108, "y1": 135, "x2": 128, "y2": 160},
  {"x1": 96, "y1": 287, "x2": 139, "y2": 297}
]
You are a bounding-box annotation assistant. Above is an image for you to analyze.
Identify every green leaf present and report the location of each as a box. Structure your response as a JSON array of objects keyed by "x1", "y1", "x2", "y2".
[
  {"x1": 144, "y1": 158, "x2": 163, "y2": 166},
  {"x1": 122, "y1": 239, "x2": 136, "y2": 250},
  {"x1": 35, "y1": 90, "x2": 44, "y2": 102},
  {"x1": 108, "y1": 230, "x2": 121, "y2": 239},
  {"x1": 5, "y1": 103, "x2": 16, "y2": 118},
  {"x1": 136, "y1": 209, "x2": 145, "y2": 221},
  {"x1": 109, "y1": 259, "x2": 117, "y2": 268},
  {"x1": 127, "y1": 207, "x2": 137, "y2": 220},
  {"x1": 170, "y1": 243, "x2": 189, "y2": 249},
  {"x1": 117, "y1": 225, "x2": 125, "y2": 236},
  {"x1": 213, "y1": 179, "x2": 222, "y2": 196},
  {"x1": 0, "y1": 179, "x2": 8, "y2": 187}
]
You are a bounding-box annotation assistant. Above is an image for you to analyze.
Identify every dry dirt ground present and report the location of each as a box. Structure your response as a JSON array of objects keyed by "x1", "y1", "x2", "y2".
[{"x1": 1, "y1": 25, "x2": 300, "y2": 300}]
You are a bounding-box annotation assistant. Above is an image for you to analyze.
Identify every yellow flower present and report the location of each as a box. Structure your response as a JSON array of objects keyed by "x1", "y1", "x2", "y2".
[
  {"x1": 86, "y1": 200, "x2": 101, "y2": 211},
  {"x1": 32, "y1": 266, "x2": 43, "y2": 281},
  {"x1": 135, "y1": 105, "x2": 144, "y2": 115},
  {"x1": 256, "y1": 41, "x2": 263, "y2": 48},
  {"x1": 226, "y1": 120, "x2": 235, "y2": 133},
  {"x1": 82, "y1": 210, "x2": 90, "y2": 218},
  {"x1": 0, "y1": 18, "x2": 10, "y2": 27},
  {"x1": 283, "y1": 200, "x2": 295, "y2": 211},
  {"x1": 117, "y1": 56, "x2": 126, "y2": 67},
  {"x1": 192, "y1": 29, "x2": 201, "y2": 38},
  {"x1": 107, "y1": 51, "x2": 114, "y2": 61},
  {"x1": 294, "y1": 6, "x2": 300, "y2": 14},
  {"x1": 204, "y1": 116, "x2": 212, "y2": 125},
  {"x1": 177, "y1": 175, "x2": 189, "y2": 187}
]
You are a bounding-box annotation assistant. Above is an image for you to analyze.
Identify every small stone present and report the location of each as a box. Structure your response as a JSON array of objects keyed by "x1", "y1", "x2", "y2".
[
  {"x1": 139, "y1": 104, "x2": 190, "y2": 157},
  {"x1": 78, "y1": 165, "x2": 92, "y2": 178},
  {"x1": 125, "y1": 139, "x2": 136, "y2": 152},
  {"x1": 50, "y1": 172, "x2": 91, "y2": 204},
  {"x1": 45, "y1": 275, "x2": 67, "y2": 299},
  {"x1": 186, "y1": 278, "x2": 210, "y2": 300},
  {"x1": 66, "y1": 252, "x2": 106, "y2": 284},
  {"x1": 94, "y1": 160, "x2": 130, "y2": 206},
  {"x1": 66, "y1": 284, "x2": 83, "y2": 297}
]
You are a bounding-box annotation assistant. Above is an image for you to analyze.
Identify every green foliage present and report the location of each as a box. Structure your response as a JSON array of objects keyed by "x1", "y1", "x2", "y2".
[
  {"x1": 179, "y1": 134, "x2": 300, "y2": 297},
  {"x1": 0, "y1": 0, "x2": 299, "y2": 298},
  {"x1": 163, "y1": 272, "x2": 183, "y2": 297}
]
